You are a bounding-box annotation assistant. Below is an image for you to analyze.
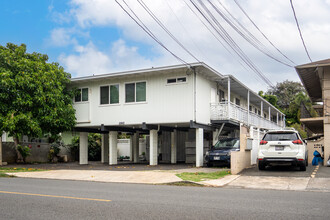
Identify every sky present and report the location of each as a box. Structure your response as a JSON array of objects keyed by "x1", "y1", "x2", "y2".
[{"x1": 1, "y1": 0, "x2": 330, "y2": 92}]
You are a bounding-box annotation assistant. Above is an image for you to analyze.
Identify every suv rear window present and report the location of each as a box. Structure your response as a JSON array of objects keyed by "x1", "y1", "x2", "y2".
[{"x1": 263, "y1": 132, "x2": 298, "y2": 141}]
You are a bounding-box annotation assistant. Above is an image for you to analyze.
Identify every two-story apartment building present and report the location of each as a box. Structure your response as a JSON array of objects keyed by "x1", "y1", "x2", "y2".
[
  {"x1": 296, "y1": 59, "x2": 330, "y2": 165},
  {"x1": 71, "y1": 63, "x2": 285, "y2": 167}
]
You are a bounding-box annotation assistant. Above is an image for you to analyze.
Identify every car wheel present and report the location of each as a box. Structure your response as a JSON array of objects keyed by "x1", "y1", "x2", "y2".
[
  {"x1": 207, "y1": 163, "x2": 213, "y2": 167},
  {"x1": 300, "y1": 163, "x2": 307, "y2": 171},
  {"x1": 258, "y1": 162, "x2": 265, "y2": 170},
  {"x1": 306, "y1": 157, "x2": 308, "y2": 167}
]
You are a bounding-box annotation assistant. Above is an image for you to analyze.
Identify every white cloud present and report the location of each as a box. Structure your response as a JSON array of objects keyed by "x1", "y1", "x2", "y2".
[
  {"x1": 48, "y1": 28, "x2": 77, "y2": 47},
  {"x1": 59, "y1": 42, "x2": 112, "y2": 76},
  {"x1": 52, "y1": 0, "x2": 330, "y2": 92}
]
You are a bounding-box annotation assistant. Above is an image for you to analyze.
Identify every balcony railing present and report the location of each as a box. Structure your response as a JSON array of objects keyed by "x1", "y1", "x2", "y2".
[{"x1": 210, "y1": 102, "x2": 285, "y2": 130}]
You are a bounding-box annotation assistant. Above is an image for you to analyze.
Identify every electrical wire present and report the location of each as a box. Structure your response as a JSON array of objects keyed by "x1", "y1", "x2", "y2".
[
  {"x1": 289, "y1": 0, "x2": 312, "y2": 62},
  {"x1": 115, "y1": 0, "x2": 191, "y2": 67},
  {"x1": 233, "y1": 0, "x2": 297, "y2": 65},
  {"x1": 137, "y1": 0, "x2": 201, "y2": 63},
  {"x1": 191, "y1": 0, "x2": 274, "y2": 88},
  {"x1": 183, "y1": 0, "x2": 264, "y2": 85},
  {"x1": 209, "y1": 0, "x2": 293, "y2": 68}
]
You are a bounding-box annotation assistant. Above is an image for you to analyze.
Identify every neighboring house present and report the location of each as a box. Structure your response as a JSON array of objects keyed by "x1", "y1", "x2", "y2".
[
  {"x1": 295, "y1": 59, "x2": 330, "y2": 165},
  {"x1": 70, "y1": 63, "x2": 285, "y2": 167}
]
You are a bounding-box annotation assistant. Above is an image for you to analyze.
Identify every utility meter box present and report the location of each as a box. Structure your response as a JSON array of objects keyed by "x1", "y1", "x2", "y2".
[{"x1": 246, "y1": 138, "x2": 253, "y2": 150}]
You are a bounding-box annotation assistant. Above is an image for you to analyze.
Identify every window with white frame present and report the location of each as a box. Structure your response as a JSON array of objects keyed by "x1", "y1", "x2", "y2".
[
  {"x1": 125, "y1": 82, "x2": 146, "y2": 103},
  {"x1": 167, "y1": 76, "x2": 187, "y2": 84},
  {"x1": 100, "y1": 84, "x2": 119, "y2": 105},
  {"x1": 75, "y1": 88, "x2": 88, "y2": 102}
]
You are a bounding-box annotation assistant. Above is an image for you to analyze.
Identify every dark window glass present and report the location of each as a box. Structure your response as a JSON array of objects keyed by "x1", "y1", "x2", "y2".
[
  {"x1": 218, "y1": 89, "x2": 225, "y2": 102},
  {"x1": 125, "y1": 83, "x2": 135, "y2": 103},
  {"x1": 82, "y1": 88, "x2": 88, "y2": 101},
  {"x1": 167, "y1": 78, "x2": 176, "y2": 84},
  {"x1": 263, "y1": 133, "x2": 298, "y2": 141},
  {"x1": 100, "y1": 86, "x2": 109, "y2": 105},
  {"x1": 177, "y1": 77, "x2": 186, "y2": 83},
  {"x1": 75, "y1": 89, "x2": 81, "y2": 102},
  {"x1": 235, "y1": 98, "x2": 240, "y2": 106},
  {"x1": 136, "y1": 82, "x2": 146, "y2": 102},
  {"x1": 110, "y1": 85, "x2": 119, "y2": 104},
  {"x1": 249, "y1": 105, "x2": 252, "y2": 111}
]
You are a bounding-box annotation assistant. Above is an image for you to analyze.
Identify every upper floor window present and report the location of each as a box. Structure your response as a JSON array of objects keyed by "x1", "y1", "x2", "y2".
[
  {"x1": 167, "y1": 77, "x2": 187, "y2": 84},
  {"x1": 125, "y1": 82, "x2": 146, "y2": 103},
  {"x1": 100, "y1": 84, "x2": 119, "y2": 105},
  {"x1": 75, "y1": 88, "x2": 88, "y2": 102},
  {"x1": 235, "y1": 98, "x2": 240, "y2": 106},
  {"x1": 218, "y1": 89, "x2": 225, "y2": 102}
]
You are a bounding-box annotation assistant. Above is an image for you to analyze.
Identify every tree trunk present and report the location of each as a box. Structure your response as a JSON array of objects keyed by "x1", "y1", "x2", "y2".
[
  {"x1": 0, "y1": 135, "x2": 2, "y2": 165},
  {"x1": 14, "y1": 136, "x2": 23, "y2": 163}
]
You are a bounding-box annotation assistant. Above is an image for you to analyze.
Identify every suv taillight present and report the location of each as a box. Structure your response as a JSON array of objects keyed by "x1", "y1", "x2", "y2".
[
  {"x1": 292, "y1": 139, "x2": 303, "y2": 144},
  {"x1": 260, "y1": 140, "x2": 268, "y2": 145}
]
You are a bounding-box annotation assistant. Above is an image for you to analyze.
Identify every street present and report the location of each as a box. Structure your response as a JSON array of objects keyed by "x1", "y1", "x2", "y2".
[{"x1": 0, "y1": 178, "x2": 329, "y2": 219}]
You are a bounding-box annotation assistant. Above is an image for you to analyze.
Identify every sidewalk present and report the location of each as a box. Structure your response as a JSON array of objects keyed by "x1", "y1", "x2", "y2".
[{"x1": 4, "y1": 162, "x2": 330, "y2": 192}]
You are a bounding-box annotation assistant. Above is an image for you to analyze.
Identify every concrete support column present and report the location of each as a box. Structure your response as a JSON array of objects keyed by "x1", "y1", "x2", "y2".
[
  {"x1": 149, "y1": 130, "x2": 158, "y2": 166},
  {"x1": 196, "y1": 128, "x2": 204, "y2": 167},
  {"x1": 79, "y1": 132, "x2": 88, "y2": 165},
  {"x1": 227, "y1": 77, "x2": 231, "y2": 119},
  {"x1": 101, "y1": 134, "x2": 109, "y2": 163},
  {"x1": 129, "y1": 135, "x2": 133, "y2": 162},
  {"x1": 171, "y1": 130, "x2": 177, "y2": 164},
  {"x1": 247, "y1": 90, "x2": 250, "y2": 125},
  {"x1": 133, "y1": 132, "x2": 139, "y2": 163},
  {"x1": 109, "y1": 131, "x2": 118, "y2": 165},
  {"x1": 212, "y1": 129, "x2": 219, "y2": 146}
]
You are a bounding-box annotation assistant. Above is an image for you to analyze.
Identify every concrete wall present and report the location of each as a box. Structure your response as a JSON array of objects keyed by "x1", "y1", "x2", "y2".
[
  {"x1": 323, "y1": 66, "x2": 330, "y2": 165},
  {"x1": 2, "y1": 142, "x2": 71, "y2": 164},
  {"x1": 307, "y1": 138, "x2": 324, "y2": 164},
  {"x1": 231, "y1": 125, "x2": 251, "y2": 175}
]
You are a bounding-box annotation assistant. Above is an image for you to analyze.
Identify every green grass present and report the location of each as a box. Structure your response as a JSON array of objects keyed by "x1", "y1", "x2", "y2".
[
  {"x1": 176, "y1": 170, "x2": 230, "y2": 182},
  {"x1": 0, "y1": 167, "x2": 46, "y2": 177}
]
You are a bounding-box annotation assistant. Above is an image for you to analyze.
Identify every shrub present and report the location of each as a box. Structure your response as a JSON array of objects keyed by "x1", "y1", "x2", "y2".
[
  {"x1": 70, "y1": 133, "x2": 101, "y2": 161},
  {"x1": 17, "y1": 145, "x2": 31, "y2": 163}
]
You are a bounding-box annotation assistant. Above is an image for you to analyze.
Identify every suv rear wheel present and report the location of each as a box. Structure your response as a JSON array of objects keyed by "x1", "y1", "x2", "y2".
[
  {"x1": 258, "y1": 161, "x2": 265, "y2": 170},
  {"x1": 300, "y1": 163, "x2": 306, "y2": 171}
]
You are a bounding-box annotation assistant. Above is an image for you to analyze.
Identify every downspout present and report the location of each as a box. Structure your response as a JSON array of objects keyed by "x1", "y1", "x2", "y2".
[{"x1": 193, "y1": 67, "x2": 197, "y2": 122}]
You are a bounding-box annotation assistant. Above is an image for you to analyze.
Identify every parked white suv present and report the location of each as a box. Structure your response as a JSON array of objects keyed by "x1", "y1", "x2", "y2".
[{"x1": 257, "y1": 130, "x2": 308, "y2": 171}]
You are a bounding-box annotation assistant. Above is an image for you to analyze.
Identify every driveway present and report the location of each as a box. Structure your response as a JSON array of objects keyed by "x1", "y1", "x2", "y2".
[{"x1": 240, "y1": 164, "x2": 314, "y2": 178}]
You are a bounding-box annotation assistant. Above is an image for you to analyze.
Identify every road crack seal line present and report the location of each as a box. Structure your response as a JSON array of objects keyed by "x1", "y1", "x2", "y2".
[{"x1": 0, "y1": 190, "x2": 111, "y2": 202}]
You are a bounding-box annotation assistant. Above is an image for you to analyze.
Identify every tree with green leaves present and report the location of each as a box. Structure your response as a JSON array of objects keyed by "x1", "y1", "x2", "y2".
[
  {"x1": 0, "y1": 43, "x2": 76, "y2": 161},
  {"x1": 266, "y1": 80, "x2": 305, "y2": 109}
]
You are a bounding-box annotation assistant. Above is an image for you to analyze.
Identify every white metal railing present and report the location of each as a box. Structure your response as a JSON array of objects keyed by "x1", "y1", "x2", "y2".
[{"x1": 210, "y1": 102, "x2": 284, "y2": 130}]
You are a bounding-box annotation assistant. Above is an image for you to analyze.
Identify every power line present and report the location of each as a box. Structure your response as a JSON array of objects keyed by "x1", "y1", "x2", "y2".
[
  {"x1": 191, "y1": 0, "x2": 274, "y2": 88},
  {"x1": 289, "y1": 0, "x2": 312, "y2": 62},
  {"x1": 115, "y1": 0, "x2": 191, "y2": 67},
  {"x1": 137, "y1": 0, "x2": 201, "y2": 63},
  {"x1": 233, "y1": 0, "x2": 296, "y2": 66},
  {"x1": 183, "y1": 0, "x2": 264, "y2": 85},
  {"x1": 209, "y1": 0, "x2": 293, "y2": 68}
]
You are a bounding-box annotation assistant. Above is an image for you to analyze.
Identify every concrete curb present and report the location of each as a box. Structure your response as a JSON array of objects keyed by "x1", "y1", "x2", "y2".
[{"x1": 200, "y1": 175, "x2": 240, "y2": 187}]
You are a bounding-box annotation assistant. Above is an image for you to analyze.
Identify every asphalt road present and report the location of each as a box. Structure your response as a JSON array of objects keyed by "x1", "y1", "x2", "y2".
[{"x1": 0, "y1": 178, "x2": 329, "y2": 220}]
